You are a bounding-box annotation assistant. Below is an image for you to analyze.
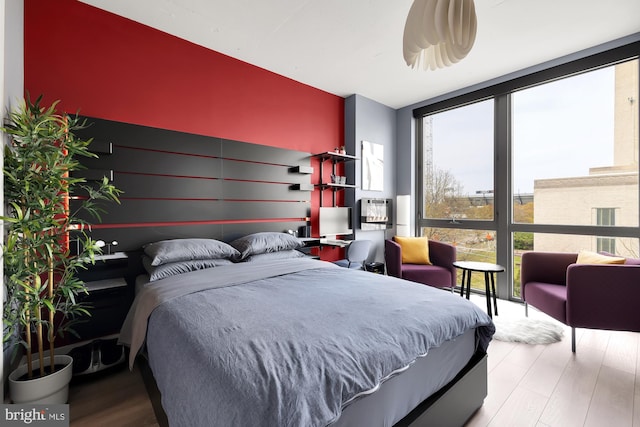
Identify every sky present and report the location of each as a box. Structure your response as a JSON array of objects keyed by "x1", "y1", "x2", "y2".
[{"x1": 428, "y1": 66, "x2": 616, "y2": 195}]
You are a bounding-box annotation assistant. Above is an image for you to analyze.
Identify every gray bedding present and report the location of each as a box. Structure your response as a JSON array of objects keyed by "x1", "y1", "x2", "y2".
[{"x1": 120, "y1": 258, "x2": 494, "y2": 427}]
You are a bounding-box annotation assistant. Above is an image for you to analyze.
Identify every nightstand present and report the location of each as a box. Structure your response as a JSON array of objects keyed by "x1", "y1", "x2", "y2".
[{"x1": 64, "y1": 252, "x2": 137, "y2": 375}]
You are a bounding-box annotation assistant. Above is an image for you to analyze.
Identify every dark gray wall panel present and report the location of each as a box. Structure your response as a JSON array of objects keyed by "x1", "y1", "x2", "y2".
[
  {"x1": 223, "y1": 159, "x2": 308, "y2": 183},
  {"x1": 79, "y1": 118, "x2": 223, "y2": 157},
  {"x1": 115, "y1": 174, "x2": 221, "y2": 200},
  {"x1": 74, "y1": 199, "x2": 223, "y2": 223},
  {"x1": 72, "y1": 117, "x2": 311, "y2": 251},
  {"x1": 220, "y1": 202, "x2": 309, "y2": 220},
  {"x1": 74, "y1": 224, "x2": 225, "y2": 252},
  {"x1": 76, "y1": 221, "x2": 308, "y2": 252},
  {"x1": 80, "y1": 145, "x2": 222, "y2": 178},
  {"x1": 223, "y1": 181, "x2": 311, "y2": 202},
  {"x1": 222, "y1": 140, "x2": 310, "y2": 166},
  {"x1": 72, "y1": 199, "x2": 308, "y2": 225},
  {"x1": 222, "y1": 222, "x2": 306, "y2": 242}
]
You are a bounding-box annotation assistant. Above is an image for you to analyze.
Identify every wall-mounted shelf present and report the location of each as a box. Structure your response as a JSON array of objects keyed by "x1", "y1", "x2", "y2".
[
  {"x1": 313, "y1": 151, "x2": 359, "y2": 206},
  {"x1": 314, "y1": 151, "x2": 358, "y2": 162},
  {"x1": 316, "y1": 183, "x2": 357, "y2": 190},
  {"x1": 289, "y1": 165, "x2": 314, "y2": 174},
  {"x1": 290, "y1": 183, "x2": 314, "y2": 191}
]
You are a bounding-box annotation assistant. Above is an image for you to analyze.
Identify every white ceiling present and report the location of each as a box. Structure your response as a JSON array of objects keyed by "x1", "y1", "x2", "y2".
[{"x1": 80, "y1": 0, "x2": 640, "y2": 109}]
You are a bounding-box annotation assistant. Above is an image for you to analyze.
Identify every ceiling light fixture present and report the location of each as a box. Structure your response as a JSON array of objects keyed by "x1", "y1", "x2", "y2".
[{"x1": 403, "y1": 0, "x2": 477, "y2": 70}]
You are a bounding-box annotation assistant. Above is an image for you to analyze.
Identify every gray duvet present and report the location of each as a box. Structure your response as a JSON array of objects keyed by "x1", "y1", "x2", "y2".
[{"x1": 120, "y1": 258, "x2": 494, "y2": 427}]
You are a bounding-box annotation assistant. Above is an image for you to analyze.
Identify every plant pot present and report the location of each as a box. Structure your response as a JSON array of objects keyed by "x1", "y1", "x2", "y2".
[{"x1": 8, "y1": 354, "x2": 73, "y2": 404}]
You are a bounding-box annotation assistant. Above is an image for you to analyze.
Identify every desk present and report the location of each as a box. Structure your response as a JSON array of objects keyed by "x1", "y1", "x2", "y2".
[
  {"x1": 299, "y1": 238, "x2": 352, "y2": 248},
  {"x1": 453, "y1": 261, "x2": 504, "y2": 318},
  {"x1": 319, "y1": 238, "x2": 351, "y2": 248}
]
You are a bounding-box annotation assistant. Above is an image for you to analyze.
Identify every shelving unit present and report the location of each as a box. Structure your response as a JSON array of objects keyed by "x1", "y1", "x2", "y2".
[
  {"x1": 64, "y1": 251, "x2": 140, "y2": 375},
  {"x1": 314, "y1": 151, "x2": 358, "y2": 206}
]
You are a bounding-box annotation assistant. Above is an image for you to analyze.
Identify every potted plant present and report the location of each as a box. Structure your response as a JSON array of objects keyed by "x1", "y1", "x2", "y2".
[{"x1": 1, "y1": 95, "x2": 121, "y2": 403}]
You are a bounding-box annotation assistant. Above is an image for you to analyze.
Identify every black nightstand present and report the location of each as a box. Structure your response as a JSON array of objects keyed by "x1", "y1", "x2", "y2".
[{"x1": 66, "y1": 252, "x2": 137, "y2": 375}]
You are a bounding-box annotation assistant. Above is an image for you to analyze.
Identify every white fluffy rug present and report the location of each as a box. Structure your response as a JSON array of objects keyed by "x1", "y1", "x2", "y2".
[{"x1": 492, "y1": 317, "x2": 565, "y2": 344}]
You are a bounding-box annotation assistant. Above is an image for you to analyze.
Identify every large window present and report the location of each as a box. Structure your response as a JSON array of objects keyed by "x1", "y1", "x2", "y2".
[
  {"x1": 512, "y1": 59, "x2": 639, "y2": 261},
  {"x1": 416, "y1": 42, "x2": 639, "y2": 301},
  {"x1": 422, "y1": 100, "x2": 494, "y2": 222},
  {"x1": 420, "y1": 101, "x2": 497, "y2": 284}
]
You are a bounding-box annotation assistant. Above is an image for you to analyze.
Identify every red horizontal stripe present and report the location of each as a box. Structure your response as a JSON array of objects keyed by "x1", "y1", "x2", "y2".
[
  {"x1": 116, "y1": 145, "x2": 221, "y2": 160},
  {"x1": 85, "y1": 217, "x2": 310, "y2": 229},
  {"x1": 73, "y1": 196, "x2": 308, "y2": 203},
  {"x1": 118, "y1": 170, "x2": 220, "y2": 180},
  {"x1": 225, "y1": 157, "x2": 292, "y2": 168},
  {"x1": 116, "y1": 145, "x2": 294, "y2": 168}
]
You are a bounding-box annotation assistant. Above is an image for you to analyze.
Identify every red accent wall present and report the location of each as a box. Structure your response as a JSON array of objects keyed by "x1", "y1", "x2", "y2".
[{"x1": 24, "y1": 0, "x2": 344, "y2": 260}]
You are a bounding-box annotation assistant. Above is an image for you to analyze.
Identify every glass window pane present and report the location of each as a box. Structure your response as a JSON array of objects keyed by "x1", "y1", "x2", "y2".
[
  {"x1": 422, "y1": 227, "x2": 497, "y2": 293},
  {"x1": 422, "y1": 100, "x2": 494, "y2": 220},
  {"x1": 512, "y1": 59, "x2": 639, "y2": 227},
  {"x1": 512, "y1": 232, "x2": 640, "y2": 298}
]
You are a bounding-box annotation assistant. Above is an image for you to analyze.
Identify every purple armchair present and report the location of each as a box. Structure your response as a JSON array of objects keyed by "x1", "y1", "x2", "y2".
[
  {"x1": 384, "y1": 239, "x2": 457, "y2": 290},
  {"x1": 521, "y1": 251, "x2": 640, "y2": 352}
]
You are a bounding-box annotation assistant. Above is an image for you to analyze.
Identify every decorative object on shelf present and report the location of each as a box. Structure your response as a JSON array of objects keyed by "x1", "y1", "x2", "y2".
[
  {"x1": 403, "y1": 0, "x2": 477, "y2": 70},
  {"x1": 339, "y1": 146, "x2": 346, "y2": 155},
  {"x1": 95, "y1": 239, "x2": 119, "y2": 255},
  {"x1": 1, "y1": 95, "x2": 122, "y2": 404},
  {"x1": 362, "y1": 140, "x2": 384, "y2": 191}
]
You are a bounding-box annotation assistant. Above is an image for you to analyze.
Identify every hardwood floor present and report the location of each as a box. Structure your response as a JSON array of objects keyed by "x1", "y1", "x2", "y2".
[
  {"x1": 69, "y1": 365, "x2": 159, "y2": 427},
  {"x1": 68, "y1": 295, "x2": 639, "y2": 427},
  {"x1": 465, "y1": 295, "x2": 640, "y2": 427}
]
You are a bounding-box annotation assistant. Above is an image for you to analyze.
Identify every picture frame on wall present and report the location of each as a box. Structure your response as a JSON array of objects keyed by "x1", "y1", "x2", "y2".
[{"x1": 362, "y1": 140, "x2": 383, "y2": 191}]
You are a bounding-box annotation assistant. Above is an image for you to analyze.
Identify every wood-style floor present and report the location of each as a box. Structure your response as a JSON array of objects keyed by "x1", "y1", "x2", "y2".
[
  {"x1": 69, "y1": 364, "x2": 159, "y2": 427},
  {"x1": 68, "y1": 295, "x2": 640, "y2": 427}
]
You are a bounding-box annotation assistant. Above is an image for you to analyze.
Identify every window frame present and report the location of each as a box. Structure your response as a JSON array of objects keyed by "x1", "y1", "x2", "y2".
[{"x1": 415, "y1": 40, "x2": 640, "y2": 301}]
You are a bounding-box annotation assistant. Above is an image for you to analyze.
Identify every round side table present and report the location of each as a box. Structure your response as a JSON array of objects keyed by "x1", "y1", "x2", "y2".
[{"x1": 453, "y1": 261, "x2": 505, "y2": 318}]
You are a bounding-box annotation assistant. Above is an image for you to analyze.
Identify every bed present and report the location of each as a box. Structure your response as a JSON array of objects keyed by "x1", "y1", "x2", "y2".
[{"x1": 119, "y1": 235, "x2": 495, "y2": 427}]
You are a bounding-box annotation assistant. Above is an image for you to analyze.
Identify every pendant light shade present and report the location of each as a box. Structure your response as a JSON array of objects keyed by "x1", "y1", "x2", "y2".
[{"x1": 403, "y1": 0, "x2": 477, "y2": 70}]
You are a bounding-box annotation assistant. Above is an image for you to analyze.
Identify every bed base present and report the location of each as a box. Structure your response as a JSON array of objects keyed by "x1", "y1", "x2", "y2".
[
  {"x1": 139, "y1": 350, "x2": 487, "y2": 427},
  {"x1": 395, "y1": 351, "x2": 487, "y2": 427}
]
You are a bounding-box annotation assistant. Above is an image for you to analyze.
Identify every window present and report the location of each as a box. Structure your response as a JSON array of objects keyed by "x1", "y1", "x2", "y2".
[
  {"x1": 416, "y1": 42, "x2": 639, "y2": 301},
  {"x1": 419, "y1": 101, "x2": 497, "y2": 284},
  {"x1": 422, "y1": 100, "x2": 494, "y2": 222},
  {"x1": 596, "y1": 208, "x2": 617, "y2": 253},
  {"x1": 423, "y1": 226, "x2": 497, "y2": 293},
  {"x1": 513, "y1": 59, "x2": 638, "y2": 268},
  {"x1": 512, "y1": 62, "x2": 638, "y2": 229},
  {"x1": 511, "y1": 232, "x2": 639, "y2": 298}
]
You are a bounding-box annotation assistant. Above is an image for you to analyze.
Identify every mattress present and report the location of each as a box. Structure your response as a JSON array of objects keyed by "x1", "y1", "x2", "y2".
[
  {"x1": 121, "y1": 259, "x2": 494, "y2": 427},
  {"x1": 330, "y1": 328, "x2": 476, "y2": 427}
]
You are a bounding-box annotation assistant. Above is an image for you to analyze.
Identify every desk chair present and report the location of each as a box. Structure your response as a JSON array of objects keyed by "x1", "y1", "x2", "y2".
[{"x1": 334, "y1": 240, "x2": 372, "y2": 270}]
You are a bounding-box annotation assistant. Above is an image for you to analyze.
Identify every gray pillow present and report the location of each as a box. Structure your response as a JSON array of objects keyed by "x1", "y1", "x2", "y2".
[
  {"x1": 230, "y1": 232, "x2": 304, "y2": 260},
  {"x1": 244, "y1": 249, "x2": 306, "y2": 263},
  {"x1": 142, "y1": 255, "x2": 234, "y2": 281},
  {"x1": 143, "y1": 238, "x2": 240, "y2": 266}
]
